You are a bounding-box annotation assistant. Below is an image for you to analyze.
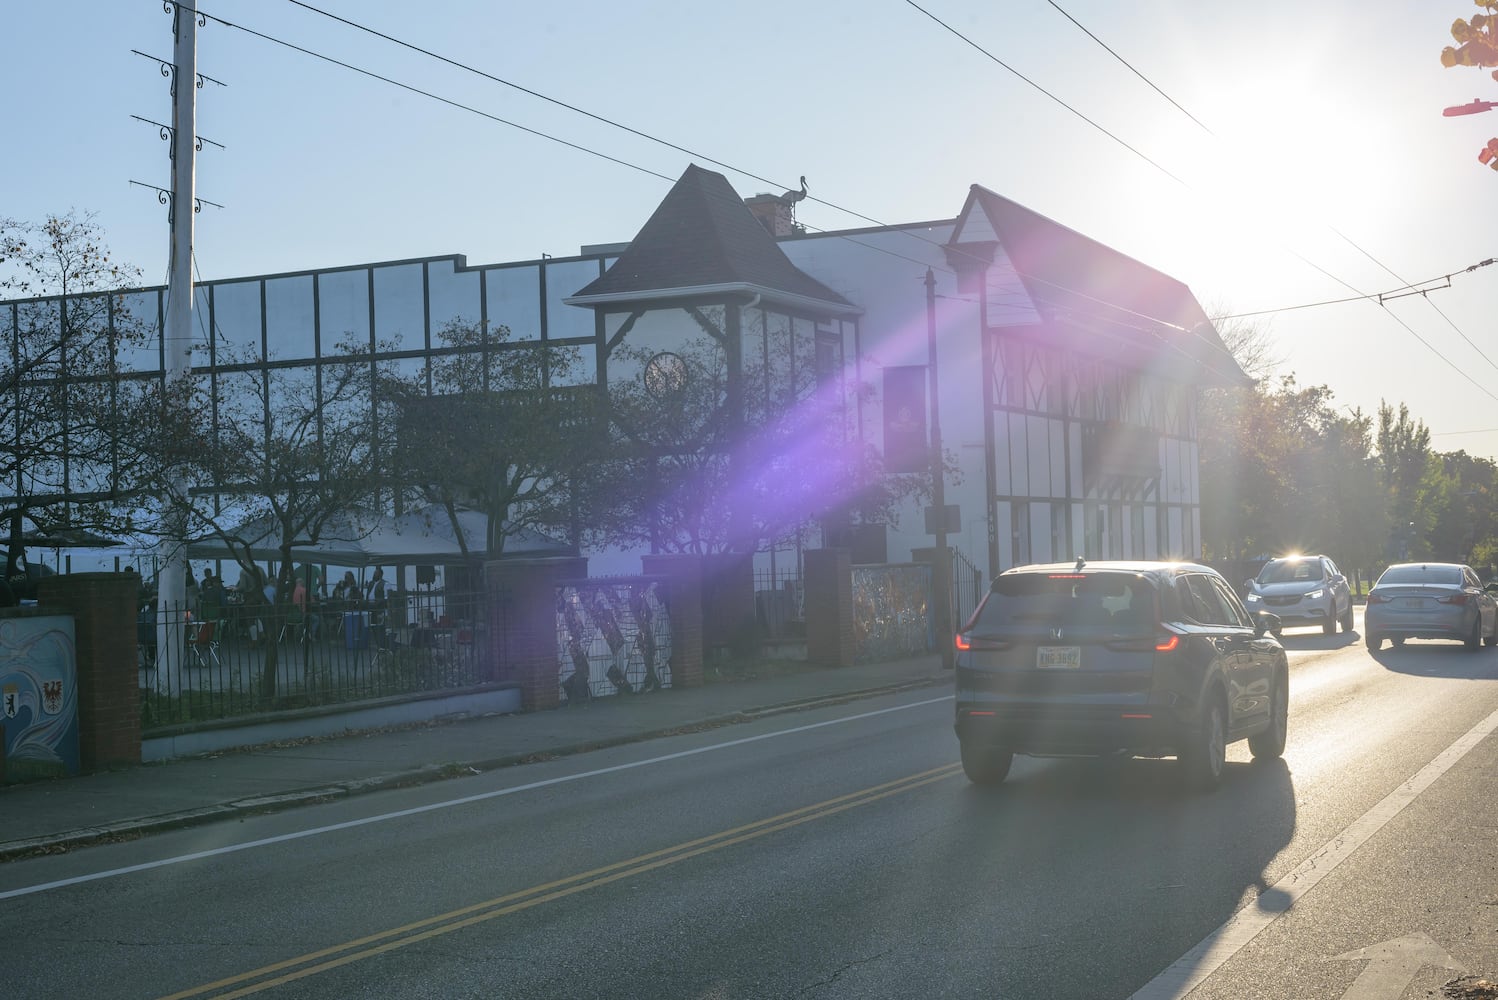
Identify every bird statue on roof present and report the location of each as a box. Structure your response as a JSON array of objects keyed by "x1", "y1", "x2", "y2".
[{"x1": 780, "y1": 176, "x2": 808, "y2": 206}]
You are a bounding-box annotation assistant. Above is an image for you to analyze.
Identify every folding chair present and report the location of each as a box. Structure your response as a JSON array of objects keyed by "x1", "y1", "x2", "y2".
[
  {"x1": 187, "y1": 620, "x2": 222, "y2": 670},
  {"x1": 278, "y1": 606, "x2": 307, "y2": 645}
]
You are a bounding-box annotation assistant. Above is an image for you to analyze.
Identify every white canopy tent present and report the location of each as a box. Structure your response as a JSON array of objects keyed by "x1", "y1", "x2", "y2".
[{"x1": 186, "y1": 506, "x2": 571, "y2": 570}]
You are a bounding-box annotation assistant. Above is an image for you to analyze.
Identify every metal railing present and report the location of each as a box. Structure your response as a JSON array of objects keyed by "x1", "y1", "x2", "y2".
[
  {"x1": 139, "y1": 593, "x2": 493, "y2": 731},
  {"x1": 753, "y1": 565, "x2": 804, "y2": 640}
]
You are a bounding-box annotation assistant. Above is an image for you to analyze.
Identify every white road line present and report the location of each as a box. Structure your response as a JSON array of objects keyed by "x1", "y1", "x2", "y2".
[
  {"x1": 1131, "y1": 703, "x2": 1498, "y2": 999},
  {"x1": 0, "y1": 693, "x2": 954, "y2": 901}
]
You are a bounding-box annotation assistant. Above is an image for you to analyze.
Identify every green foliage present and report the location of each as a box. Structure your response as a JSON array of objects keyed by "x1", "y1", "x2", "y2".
[
  {"x1": 1199, "y1": 376, "x2": 1384, "y2": 569},
  {"x1": 381, "y1": 320, "x2": 602, "y2": 557}
]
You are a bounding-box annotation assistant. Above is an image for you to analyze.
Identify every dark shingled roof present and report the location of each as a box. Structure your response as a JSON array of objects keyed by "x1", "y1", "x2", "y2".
[
  {"x1": 568, "y1": 165, "x2": 857, "y2": 314},
  {"x1": 962, "y1": 185, "x2": 1248, "y2": 387}
]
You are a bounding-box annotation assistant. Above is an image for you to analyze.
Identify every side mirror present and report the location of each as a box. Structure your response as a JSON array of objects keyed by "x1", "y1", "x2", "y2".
[
  {"x1": 1243, "y1": 579, "x2": 1255, "y2": 593},
  {"x1": 1254, "y1": 612, "x2": 1280, "y2": 637}
]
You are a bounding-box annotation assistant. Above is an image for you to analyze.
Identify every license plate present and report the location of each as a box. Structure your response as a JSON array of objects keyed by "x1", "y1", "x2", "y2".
[
  {"x1": 1037, "y1": 646, "x2": 1081, "y2": 669},
  {"x1": 1401, "y1": 598, "x2": 1423, "y2": 609}
]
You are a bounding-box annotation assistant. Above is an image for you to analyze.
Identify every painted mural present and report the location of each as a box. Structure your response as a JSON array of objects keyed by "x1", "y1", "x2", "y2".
[{"x1": 0, "y1": 615, "x2": 79, "y2": 782}]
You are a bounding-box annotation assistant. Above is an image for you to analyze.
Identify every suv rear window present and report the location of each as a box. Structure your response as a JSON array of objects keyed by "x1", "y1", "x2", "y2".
[{"x1": 974, "y1": 572, "x2": 1158, "y2": 637}]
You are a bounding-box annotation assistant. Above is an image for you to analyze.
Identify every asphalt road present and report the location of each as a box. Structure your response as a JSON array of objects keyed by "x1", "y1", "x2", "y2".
[{"x1": 5, "y1": 610, "x2": 1498, "y2": 999}]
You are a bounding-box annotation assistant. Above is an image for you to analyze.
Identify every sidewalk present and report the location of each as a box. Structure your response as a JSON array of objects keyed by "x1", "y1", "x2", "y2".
[{"x1": 0, "y1": 655, "x2": 950, "y2": 862}]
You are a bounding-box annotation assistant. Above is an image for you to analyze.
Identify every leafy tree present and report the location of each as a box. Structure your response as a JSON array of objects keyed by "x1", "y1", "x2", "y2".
[
  {"x1": 155, "y1": 337, "x2": 382, "y2": 701},
  {"x1": 381, "y1": 320, "x2": 602, "y2": 558},
  {"x1": 0, "y1": 212, "x2": 158, "y2": 579},
  {"x1": 1439, "y1": 1, "x2": 1498, "y2": 170},
  {"x1": 1376, "y1": 401, "x2": 1437, "y2": 559},
  {"x1": 587, "y1": 318, "x2": 930, "y2": 555},
  {"x1": 1441, "y1": 1, "x2": 1498, "y2": 77}
]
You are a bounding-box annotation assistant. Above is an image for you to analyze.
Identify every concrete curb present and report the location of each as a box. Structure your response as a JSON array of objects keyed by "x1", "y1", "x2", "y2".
[{"x1": 0, "y1": 672, "x2": 951, "y2": 864}]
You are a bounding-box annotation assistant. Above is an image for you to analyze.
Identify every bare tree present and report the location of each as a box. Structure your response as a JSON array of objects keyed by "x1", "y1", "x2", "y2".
[
  {"x1": 382, "y1": 320, "x2": 602, "y2": 558},
  {"x1": 0, "y1": 212, "x2": 158, "y2": 586}
]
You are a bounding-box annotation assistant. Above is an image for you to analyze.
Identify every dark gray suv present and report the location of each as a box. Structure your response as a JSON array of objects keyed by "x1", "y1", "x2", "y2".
[{"x1": 954, "y1": 560, "x2": 1288, "y2": 791}]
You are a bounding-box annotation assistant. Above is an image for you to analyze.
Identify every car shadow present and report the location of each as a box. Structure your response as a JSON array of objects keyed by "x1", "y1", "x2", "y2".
[
  {"x1": 1273, "y1": 629, "x2": 1361, "y2": 651},
  {"x1": 951, "y1": 755, "x2": 1297, "y2": 996},
  {"x1": 1368, "y1": 640, "x2": 1498, "y2": 678}
]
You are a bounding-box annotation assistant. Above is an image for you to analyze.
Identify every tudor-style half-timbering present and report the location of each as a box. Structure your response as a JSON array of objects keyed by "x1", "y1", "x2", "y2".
[{"x1": 941, "y1": 185, "x2": 1246, "y2": 576}]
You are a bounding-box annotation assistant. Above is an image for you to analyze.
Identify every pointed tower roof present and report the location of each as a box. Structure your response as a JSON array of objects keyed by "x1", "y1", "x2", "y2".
[
  {"x1": 950, "y1": 185, "x2": 1248, "y2": 387},
  {"x1": 565, "y1": 165, "x2": 859, "y2": 316}
]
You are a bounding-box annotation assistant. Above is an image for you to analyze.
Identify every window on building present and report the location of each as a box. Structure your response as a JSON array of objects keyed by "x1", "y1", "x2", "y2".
[{"x1": 1012, "y1": 501, "x2": 1031, "y2": 566}]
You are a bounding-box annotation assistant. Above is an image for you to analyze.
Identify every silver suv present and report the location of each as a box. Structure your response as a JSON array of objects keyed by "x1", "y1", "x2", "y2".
[{"x1": 1243, "y1": 554, "x2": 1353, "y2": 635}]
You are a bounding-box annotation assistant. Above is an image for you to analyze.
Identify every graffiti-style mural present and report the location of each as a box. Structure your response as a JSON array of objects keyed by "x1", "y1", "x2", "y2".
[
  {"x1": 556, "y1": 581, "x2": 672, "y2": 701},
  {"x1": 0, "y1": 615, "x2": 79, "y2": 782}
]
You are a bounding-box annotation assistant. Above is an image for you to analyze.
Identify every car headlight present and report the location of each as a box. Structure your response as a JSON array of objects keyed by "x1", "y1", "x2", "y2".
[
  {"x1": 1245, "y1": 592, "x2": 1261, "y2": 602},
  {"x1": 1306, "y1": 589, "x2": 1324, "y2": 600}
]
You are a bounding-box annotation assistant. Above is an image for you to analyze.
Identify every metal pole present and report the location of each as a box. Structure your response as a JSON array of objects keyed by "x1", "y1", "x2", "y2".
[
  {"x1": 926, "y1": 269, "x2": 954, "y2": 669},
  {"x1": 156, "y1": 6, "x2": 197, "y2": 686}
]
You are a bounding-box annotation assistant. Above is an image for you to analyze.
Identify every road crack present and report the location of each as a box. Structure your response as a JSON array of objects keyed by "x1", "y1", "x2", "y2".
[{"x1": 792, "y1": 948, "x2": 894, "y2": 997}]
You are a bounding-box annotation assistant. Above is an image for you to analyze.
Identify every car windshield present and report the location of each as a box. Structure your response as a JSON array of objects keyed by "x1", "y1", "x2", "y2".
[
  {"x1": 1257, "y1": 559, "x2": 1323, "y2": 585},
  {"x1": 974, "y1": 572, "x2": 1157, "y2": 637},
  {"x1": 1376, "y1": 564, "x2": 1462, "y2": 587}
]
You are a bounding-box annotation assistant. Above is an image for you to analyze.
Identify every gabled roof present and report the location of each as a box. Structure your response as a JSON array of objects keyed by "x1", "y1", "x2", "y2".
[
  {"x1": 565, "y1": 164, "x2": 859, "y2": 316},
  {"x1": 954, "y1": 186, "x2": 1248, "y2": 387}
]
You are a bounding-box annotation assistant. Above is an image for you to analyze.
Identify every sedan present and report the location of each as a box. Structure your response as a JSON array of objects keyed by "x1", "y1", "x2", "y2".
[{"x1": 1364, "y1": 562, "x2": 1498, "y2": 651}]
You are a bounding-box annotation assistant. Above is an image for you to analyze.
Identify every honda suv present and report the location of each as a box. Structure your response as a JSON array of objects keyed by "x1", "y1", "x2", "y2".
[{"x1": 954, "y1": 560, "x2": 1288, "y2": 791}]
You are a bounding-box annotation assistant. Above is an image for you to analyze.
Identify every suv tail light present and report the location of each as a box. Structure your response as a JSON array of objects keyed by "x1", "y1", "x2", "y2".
[
  {"x1": 1103, "y1": 632, "x2": 1179, "y2": 653},
  {"x1": 955, "y1": 633, "x2": 1011, "y2": 651}
]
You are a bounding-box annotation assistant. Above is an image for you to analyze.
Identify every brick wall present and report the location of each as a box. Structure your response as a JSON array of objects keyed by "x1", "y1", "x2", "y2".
[
  {"x1": 37, "y1": 572, "x2": 139, "y2": 770},
  {"x1": 804, "y1": 549, "x2": 854, "y2": 668},
  {"x1": 641, "y1": 554, "x2": 705, "y2": 688},
  {"x1": 484, "y1": 557, "x2": 587, "y2": 711}
]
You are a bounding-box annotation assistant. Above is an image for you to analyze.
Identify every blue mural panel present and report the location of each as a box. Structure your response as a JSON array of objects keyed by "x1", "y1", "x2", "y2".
[{"x1": 0, "y1": 615, "x2": 79, "y2": 782}]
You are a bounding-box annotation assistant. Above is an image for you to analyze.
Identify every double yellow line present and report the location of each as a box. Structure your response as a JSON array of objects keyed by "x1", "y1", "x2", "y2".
[{"x1": 159, "y1": 761, "x2": 963, "y2": 999}]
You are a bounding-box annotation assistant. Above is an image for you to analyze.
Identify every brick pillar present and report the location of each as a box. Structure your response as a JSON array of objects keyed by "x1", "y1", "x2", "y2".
[
  {"x1": 484, "y1": 557, "x2": 587, "y2": 711},
  {"x1": 37, "y1": 572, "x2": 139, "y2": 771},
  {"x1": 641, "y1": 554, "x2": 705, "y2": 688},
  {"x1": 805, "y1": 548, "x2": 854, "y2": 668}
]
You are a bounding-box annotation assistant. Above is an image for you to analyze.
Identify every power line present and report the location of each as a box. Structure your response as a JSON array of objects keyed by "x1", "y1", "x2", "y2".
[
  {"x1": 268, "y1": 2, "x2": 1264, "y2": 375},
  {"x1": 1040, "y1": 0, "x2": 1498, "y2": 385},
  {"x1": 1043, "y1": 0, "x2": 1216, "y2": 135},
  {"x1": 901, "y1": 0, "x2": 1189, "y2": 187},
  {"x1": 181, "y1": 2, "x2": 1356, "y2": 384}
]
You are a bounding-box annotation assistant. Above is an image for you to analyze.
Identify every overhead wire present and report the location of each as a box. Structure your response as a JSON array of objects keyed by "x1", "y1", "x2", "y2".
[
  {"x1": 1038, "y1": 0, "x2": 1498, "y2": 388},
  {"x1": 181, "y1": 1, "x2": 1474, "y2": 391},
  {"x1": 256, "y1": 1, "x2": 1265, "y2": 375}
]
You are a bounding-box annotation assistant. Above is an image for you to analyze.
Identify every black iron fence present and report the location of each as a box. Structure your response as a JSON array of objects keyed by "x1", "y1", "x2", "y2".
[
  {"x1": 139, "y1": 591, "x2": 493, "y2": 732},
  {"x1": 753, "y1": 565, "x2": 804, "y2": 640},
  {"x1": 950, "y1": 547, "x2": 984, "y2": 631}
]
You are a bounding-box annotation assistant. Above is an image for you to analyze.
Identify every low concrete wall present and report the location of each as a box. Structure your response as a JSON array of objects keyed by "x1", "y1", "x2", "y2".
[{"x1": 142, "y1": 685, "x2": 523, "y2": 762}]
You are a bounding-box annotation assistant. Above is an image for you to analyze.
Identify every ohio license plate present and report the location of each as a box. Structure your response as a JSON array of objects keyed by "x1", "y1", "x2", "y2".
[{"x1": 1037, "y1": 646, "x2": 1081, "y2": 669}]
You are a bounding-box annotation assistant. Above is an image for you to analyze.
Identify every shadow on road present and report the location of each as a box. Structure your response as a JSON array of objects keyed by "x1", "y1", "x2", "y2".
[
  {"x1": 1369, "y1": 639, "x2": 1498, "y2": 678},
  {"x1": 949, "y1": 754, "x2": 1297, "y2": 997},
  {"x1": 1274, "y1": 629, "x2": 1361, "y2": 651}
]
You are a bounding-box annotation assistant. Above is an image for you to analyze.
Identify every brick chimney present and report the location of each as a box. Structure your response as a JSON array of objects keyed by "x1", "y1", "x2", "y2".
[{"x1": 744, "y1": 193, "x2": 794, "y2": 237}]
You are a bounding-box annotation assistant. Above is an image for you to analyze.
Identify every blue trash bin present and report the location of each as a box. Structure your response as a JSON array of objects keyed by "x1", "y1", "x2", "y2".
[{"x1": 344, "y1": 611, "x2": 369, "y2": 649}]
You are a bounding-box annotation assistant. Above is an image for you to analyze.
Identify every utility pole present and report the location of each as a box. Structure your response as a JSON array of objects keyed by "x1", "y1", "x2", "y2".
[
  {"x1": 156, "y1": 3, "x2": 198, "y2": 677},
  {"x1": 926, "y1": 268, "x2": 954, "y2": 669}
]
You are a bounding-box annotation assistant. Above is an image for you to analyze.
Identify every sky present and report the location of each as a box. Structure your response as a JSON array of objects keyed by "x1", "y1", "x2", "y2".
[{"x1": 2, "y1": 0, "x2": 1495, "y2": 466}]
